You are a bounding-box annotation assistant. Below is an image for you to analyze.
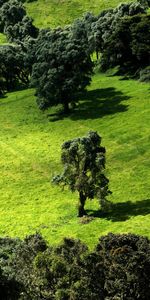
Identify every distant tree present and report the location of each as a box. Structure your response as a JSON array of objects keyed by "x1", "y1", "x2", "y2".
[
  {"x1": 0, "y1": 0, "x2": 38, "y2": 42},
  {"x1": 91, "y1": 1, "x2": 146, "y2": 58},
  {"x1": 31, "y1": 23, "x2": 93, "y2": 113},
  {"x1": 100, "y1": 14, "x2": 150, "y2": 74},
  {"x1": 52, "y1": 131, "x2": 111, "y2": 217}
]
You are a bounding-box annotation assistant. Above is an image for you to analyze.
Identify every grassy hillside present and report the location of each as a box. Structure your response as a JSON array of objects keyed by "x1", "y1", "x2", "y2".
[
  {"x1": 25, "y1": 0, "x2": 131, "y2": 28},
  {"x1": 0, "y1": 72, "x2": 149, "y2": 248},
  {"x1": 0, "y1": 0, "x2": 149, "y2": 248}
]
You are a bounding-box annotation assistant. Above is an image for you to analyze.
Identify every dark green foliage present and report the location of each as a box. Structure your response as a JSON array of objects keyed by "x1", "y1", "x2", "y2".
[
  {"x1": 34, "y1": 238, "x2": 88, "y2": 299},
  {"x1": 0, "y1": 266, "x2": 22, "y2": 300},
  {"x1": 31, "y1": 23, "x2": 93, "y2": 112},
  {"x1": 0, "y1": 0, "x2": 38, "y2": 42},
  {"x1": 0, "y1": 44, "x2": 30, "y2": 91},
  {"x1": 0, "y1": 237, "x2": 23, "y2": 300},
  {"x1": 4, "y1": 15, "x2": 39, "y2": 43},
  {"x1": 0, "y1": 233, "x2": 149, "y2": 299},
  {"x1": 34, "y1": 237, "x2": 105, "y2": 300},
  {"x1": 100, "y1": 14, "x2": 150, "y2": 75},
  {"x1": 96, "y1": 233, "x2": 150, "y2": 299},
  {"x1": 91, "y1": 1, "x2": 146, "y2": 57},
  {"x1": 131, "y1": 15, "x2": 150, "y2": 66},
  {"x1": 52, "y1": 131, "x2": 111, "y2": 217},
  {"x1": 0, "y1": 0, "x2": 26, "y2": 32},
  {"x1": 90, "y1": 1, "x2": 150, "y2": 76},
  {"x1": 8, "y1": 233, "x2": 48, "y2": 299},
  {"x1": 80, "y1": 12, "x2": 98, "y2": 55}
]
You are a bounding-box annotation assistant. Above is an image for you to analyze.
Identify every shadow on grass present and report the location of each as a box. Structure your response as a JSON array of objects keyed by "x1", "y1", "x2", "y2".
[
  {"x1": 48, "y1": 110, "x2": 67, "y2": 122},
  {"x1": 49, "y1": 87, "x2": 130, "y2": 122},
  {"x1": 70, "y1": 87, "x2": 130, "y2": 121},
  {"x1": 86, "y1": 199, "x2": 150, "y2": 222}
]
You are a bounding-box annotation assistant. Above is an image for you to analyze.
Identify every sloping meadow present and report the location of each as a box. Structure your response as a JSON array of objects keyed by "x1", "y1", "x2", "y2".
[{"x1": 0, "y1": 72, "x2": 149, "y2": 248}]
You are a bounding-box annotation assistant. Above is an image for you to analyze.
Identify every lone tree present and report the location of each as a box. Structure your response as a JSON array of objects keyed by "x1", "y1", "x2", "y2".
[
  {"x1": 52, "y1": 131, "x2": 111, "y2": 217},
  {"x1": 31, "y1": 22, "x2": 93, "y2": 113}
]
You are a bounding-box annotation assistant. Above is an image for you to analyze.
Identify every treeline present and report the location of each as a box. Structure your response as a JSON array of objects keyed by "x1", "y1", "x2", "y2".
[
  {"x1": 0, "y1": 0, "x2": 38, "y2": 94},
  {"x1": 0, "y1": 0, "x2": 150, "y2": 108},
  {"x1": 0, "y1": 232, "x2": 150, "y2": 299}
]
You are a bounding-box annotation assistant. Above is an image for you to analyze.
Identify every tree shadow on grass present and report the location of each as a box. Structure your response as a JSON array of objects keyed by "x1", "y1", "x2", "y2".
[
  {"x1": 69, "y1": 87, "x2": 130, "y2": 121},
  {"x1": 48, "y1": 111, "x2": 66, "y2": 122},
  {"x1": 86, "y1": 199, "x2": 150, "y2": 222}
]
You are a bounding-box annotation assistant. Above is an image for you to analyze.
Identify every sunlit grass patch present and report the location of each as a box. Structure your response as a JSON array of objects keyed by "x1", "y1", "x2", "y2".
[{"x1": 25, "y1": 0, "x2": 131, "y2": 28}]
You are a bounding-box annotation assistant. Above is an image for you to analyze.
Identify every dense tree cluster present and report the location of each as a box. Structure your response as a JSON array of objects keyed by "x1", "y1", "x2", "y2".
[
  {"x1": 0, "y1": 233, "x2": 149, "y2": 299},
  {"x1": 88, "y1": 1, "x2": 150, "y2": 77},
  {"x1": 81, "y1": 1, "x2": 146, "y2": 57},
  {"x1": 52, "y1": 131, "x2": 111, "y2": 217},
  {"x1": 100, "y1": 14, "x2": 150, "y2": 75}
]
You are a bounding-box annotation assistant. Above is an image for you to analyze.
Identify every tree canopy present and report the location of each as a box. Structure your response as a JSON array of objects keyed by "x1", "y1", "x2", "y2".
[
  {"x1": 90, "y1": 1, "x2": 146, "y2": 58},
  {"x1": 31, "y1": 22, "x2": 93, "y2": 112},
  {"x1": 100, "y1": 14, "x2": 150, "y2": 75}
]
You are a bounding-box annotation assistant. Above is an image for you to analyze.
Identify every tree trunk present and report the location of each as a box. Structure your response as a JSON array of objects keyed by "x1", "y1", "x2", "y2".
[
  {"x1": 63, "y1": 101, "x2": 70, "y2": 114},
  {"x1": 78, "y1": 191, "x2": 86, "y2": 217}
]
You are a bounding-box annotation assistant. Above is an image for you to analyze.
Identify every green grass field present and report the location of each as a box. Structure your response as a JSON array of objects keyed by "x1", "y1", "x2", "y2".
[
  {"x1": 25, "y1": 0, "x2": 131, "y2": 28},
  {"x1": 0, "y1": 0, "x2": 150, "y2": 248},
  {"x1": 0, "y1": 72, "x2": 150, "y2": 248}
]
